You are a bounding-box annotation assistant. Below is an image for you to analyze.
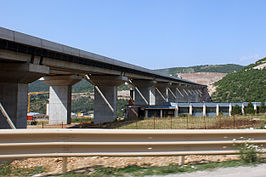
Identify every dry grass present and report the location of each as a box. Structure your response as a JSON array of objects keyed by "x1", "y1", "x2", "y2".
[{"x1": 113, "y1": 114, "x2": 266, "y2": 129}]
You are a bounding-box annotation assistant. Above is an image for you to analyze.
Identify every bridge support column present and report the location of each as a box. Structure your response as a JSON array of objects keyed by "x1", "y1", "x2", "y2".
[
  {"x1": 200, "y1": 86, "x2": 211, "y2": 102},
  {"x1": 167, "y1": 87, "x2": 176, "y2": 103},
  {"x1": 186, "y1": 88, "x2": 195, "y2": 102},
  {"x1": 229, "y1": 104, "x2": 232, "y2": 117},
  {"x1": 155, "y1": 87, "x2": 168, "y2": 105},
  {"x1": 155, "y1": 82, "x2": 172, "y2": 105},
  {"x1": 203, "y1": 104, "x2": 206, "y2": 117},
  {"x1": 193, "y1": 89, "x2": 201, "y2": 102},
  {"x1": 176, "y1": 87, "x2": 186, "y2": 102},
  {"x1": 42, "y1": 75, "x2": 82, "y2": 124},
  {"x1": 0, "y1": 63, "x2": 49, "y2": 129},
  {"x1": 189, "y1": 104, "x2": 193, "y2": 115},
  {"x1": 0, "y1": 83, "x2": 28, "y2": 128},
  {"x1": 216, "y1": 104, "x2": 219, "y2": 116},
  {"x1": 89, "y1": 76, "x2": 128, "y2": 124},
  {"x1": 174, "y1": 104, "x2": 179, "y2": 117},
  {"x1": 131, "y1": 80, "x2": 156, "y2": 106}
]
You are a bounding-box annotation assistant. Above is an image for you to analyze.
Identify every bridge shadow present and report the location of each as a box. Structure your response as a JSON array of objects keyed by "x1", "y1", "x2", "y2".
[{"x1": 68, "y1": 118, "x2": 141, "y2": 129}]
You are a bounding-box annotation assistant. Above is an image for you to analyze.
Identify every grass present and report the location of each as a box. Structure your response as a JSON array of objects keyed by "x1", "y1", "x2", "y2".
[
  {"x1": 54, "y1": 159, "x2": 265, "y2": 177},
  {"x1": 0, "y1": 161, "x2": 46, "y2": 176},
  {"x1": 71, "y1": 118, "x2": 93, "y2": 123},
  {"x1": 106, "y1": 114, "x2": 266, "y2": 129}
]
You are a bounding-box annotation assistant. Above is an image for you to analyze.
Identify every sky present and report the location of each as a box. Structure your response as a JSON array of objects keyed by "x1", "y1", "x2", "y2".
[{"x1": 1, "y1": 0, "x2": 266, "y2": 69}]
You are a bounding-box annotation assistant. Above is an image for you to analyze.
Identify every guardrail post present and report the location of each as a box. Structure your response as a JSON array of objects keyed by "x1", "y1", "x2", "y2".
[
  {"x1": 62, "y1": 157, "x2": 68, "y2": 174},
  {"x1": 178, "y1": 156, "x2": 185, "y2": 165}
]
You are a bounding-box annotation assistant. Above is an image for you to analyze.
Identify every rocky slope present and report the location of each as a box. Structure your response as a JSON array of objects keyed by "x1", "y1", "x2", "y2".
[{"x1": 178, "y1": 72, "x2": 227, "y2": 95}]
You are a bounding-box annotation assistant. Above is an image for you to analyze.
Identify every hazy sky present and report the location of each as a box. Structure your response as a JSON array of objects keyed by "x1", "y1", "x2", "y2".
[{"x1": 1, "y1": 0, "x2": 266, "y2": 69}]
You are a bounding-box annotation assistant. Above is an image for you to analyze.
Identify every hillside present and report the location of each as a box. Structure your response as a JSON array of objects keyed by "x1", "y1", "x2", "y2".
[
  {"x1": 243, "y1": 57, "x2": 266, "y2": 70},
  {"x1": 212, "y1": 59, "x2": 266, "y2": 102},
  {"x1": 156, "y1": 64, "x2": 243, "y2": 75},
  {"x1": 177, "y1": 72, "x2": 227, "y2": 95}
]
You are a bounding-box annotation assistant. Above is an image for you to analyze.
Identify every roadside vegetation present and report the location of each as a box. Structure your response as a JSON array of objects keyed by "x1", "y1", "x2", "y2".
[
  {"x1": 49, "y1": 158, "x2": 265, "y2": 177},
  {"x1": 3, "y1": 158, "x2": 264, "y2": 177},
  {"x1": 0, "y1": 162, "x2": 45, "y2": 176},
  {"x1": 97, "y1": 114, "x2": 266, "y2": 129}
]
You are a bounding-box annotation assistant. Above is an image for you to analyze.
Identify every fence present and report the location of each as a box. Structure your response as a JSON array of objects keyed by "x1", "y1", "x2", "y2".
[{"x1": 113, "y1": 115, "x2": 266, "y2": 129}]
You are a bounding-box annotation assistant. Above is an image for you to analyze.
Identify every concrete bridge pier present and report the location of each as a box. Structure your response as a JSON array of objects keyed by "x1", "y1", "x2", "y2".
[
  {"x1": 89, "y1": 75, "x2": 128, "y2": 124},
  {"x1": 167, "y1": 87, "x2": 177, "y2": 102},
  {"x1": 192, "y1": 89, "x2": 201, "y2": 102},
  {"x1": 200, "y1": 86, "x2": 211, "y2": 102},
  {"x1": 0, "y1": 63, "x2": 49, "y2": 128},
  {"x1": 155, "y1": 82, "x2": 170, "y2": 105},
  {"x1": 186, "y1": 87, "x2": 195, "y2": 102},
  {"x1": 42, "y1": 75, "x2": 82, "y2": 124},
  {"x1": 131, "y1": 80, "x2": 156, "y2": 106},
  {"x1": 0, "y1": 83, "x2": 28, "y2": 129},
  {"x1": 188, "y1": 87, "x2": 198, "y2": 102},
  {"x1": 175, "y1": 86, "x2": 187, "y2": 102}
]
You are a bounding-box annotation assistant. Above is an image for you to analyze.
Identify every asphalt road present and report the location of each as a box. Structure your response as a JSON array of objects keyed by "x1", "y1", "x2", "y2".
[{"x1": 149, "y1": 164, "x2": 266, "y2": 177}]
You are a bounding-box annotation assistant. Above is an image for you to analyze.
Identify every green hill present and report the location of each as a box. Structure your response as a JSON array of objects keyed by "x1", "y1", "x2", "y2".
[
  {"x1": 243, "y1": 57, "x2": 266, "y2": 70},
  {"x1": 212, "y1": 59, "x2": 266, "y2": 102},
  {"x1": 156, "y1": 64, "x2": 243, "y2": 75}
]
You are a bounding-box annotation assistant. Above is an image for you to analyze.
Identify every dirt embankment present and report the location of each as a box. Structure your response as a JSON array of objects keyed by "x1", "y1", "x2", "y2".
[
  {"x1": 177, "y1": 72, "x2": 227, "y2": 95},
  {"x1": 11, "y1": 155, "x2": 238, "y2": 175}
]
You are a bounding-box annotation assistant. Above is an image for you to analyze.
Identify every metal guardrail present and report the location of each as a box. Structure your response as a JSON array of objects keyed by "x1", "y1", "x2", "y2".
[{"x1": 0, "y1": 129, "x2": 265, "y2": 159}]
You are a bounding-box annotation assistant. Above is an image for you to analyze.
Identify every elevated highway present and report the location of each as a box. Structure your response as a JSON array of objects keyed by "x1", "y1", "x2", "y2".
[{"x1": 0, "y1": 27, "x2": 209, "y2": 128}]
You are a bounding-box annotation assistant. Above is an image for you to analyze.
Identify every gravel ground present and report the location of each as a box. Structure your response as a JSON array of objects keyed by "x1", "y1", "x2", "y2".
[
  {"x1": 149, "y1": 163, "x2": 266, "y2": 177},
  {"x1": 10, "y1": 155, "x2": 239, "y2": 175}
]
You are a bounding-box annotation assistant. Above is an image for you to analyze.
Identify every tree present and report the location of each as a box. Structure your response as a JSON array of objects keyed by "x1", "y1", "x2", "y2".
[
  {"x1": 232, "y1": 104, "x2": 242, "y2": 115},
  {"x1": 244, "y1": 102, "x2": 255, "y2": 115},
  {"x1": 259, "y1": 102, "x2": 266, "y2": 113}
]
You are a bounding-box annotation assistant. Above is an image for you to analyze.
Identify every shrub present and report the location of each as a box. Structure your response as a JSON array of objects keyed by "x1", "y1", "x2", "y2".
[
  {"x1": 259, "y1": 102, "x2": 265, "y2": 113},
  {"x1": 232, "y1": 105, "x2": 242, "y2": 115},
  {"x1": 244, "y1": 102, "x2": 255, "y2": 115},
  {"x1": 178, "y1": 113, "x2": 188, "y2": 117},
  {"x1": 234, "y1": 138, "x2": 261, "y2": 163}
]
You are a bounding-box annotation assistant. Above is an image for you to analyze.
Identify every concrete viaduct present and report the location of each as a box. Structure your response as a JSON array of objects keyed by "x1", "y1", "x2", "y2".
[{"x1": 0, "y1": 27, "x2": 209, "y2": 129}]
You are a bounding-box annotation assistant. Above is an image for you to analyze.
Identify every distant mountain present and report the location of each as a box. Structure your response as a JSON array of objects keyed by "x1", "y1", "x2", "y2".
[
  {"x1": 29, "y1": 80, "x2": 49, "y2": 92},
  {"x1": 156, "y1": 64, "x2": 244, "y2": 75},
  {"x1": 211, "y1": 58, "x2": 266, "y2": 102}
]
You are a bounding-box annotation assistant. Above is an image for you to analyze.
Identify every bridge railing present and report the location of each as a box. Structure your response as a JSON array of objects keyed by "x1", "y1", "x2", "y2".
[{"x1": 0, "y1": 129, "x2": 265, "y2": 173}]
